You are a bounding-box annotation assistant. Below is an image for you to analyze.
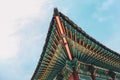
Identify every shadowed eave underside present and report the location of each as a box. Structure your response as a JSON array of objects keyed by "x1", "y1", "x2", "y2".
[{"x1": 31, "y1": 9, "x2": 120, "y2": 80}]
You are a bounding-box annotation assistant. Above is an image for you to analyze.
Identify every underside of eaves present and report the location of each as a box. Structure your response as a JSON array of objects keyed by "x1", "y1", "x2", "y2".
[{"x1": 32, "y1": 9, "x2": 120, "y2": 80}]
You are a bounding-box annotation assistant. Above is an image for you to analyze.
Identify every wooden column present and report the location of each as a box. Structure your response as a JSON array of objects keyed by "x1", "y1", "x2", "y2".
[
  {"x1": 89, "y1": 65, "x2": 96, "y2": 80},
  {"x1": 73, "y1": 70, "x2": 80, "y2": 80},
  {"x1": 68, "y1": 71, "x2": 79, "y2": 80},
  {"x1": 91, "y1": 74, "x2": 96, "y2": 80},
  {"x1": 108, "y1": 71, "x2": 116, "y2": 80},
  {"x1": 113, "y1": 77, "x2": 116, "y2": 80}
]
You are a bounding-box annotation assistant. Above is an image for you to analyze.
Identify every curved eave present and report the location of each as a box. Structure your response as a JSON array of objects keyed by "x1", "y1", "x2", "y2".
[
  {"x1": 31, "y1": 11, "x2": 120, "y2": 80},
  {"x1": 31, "y1": 17, "x2": 54, "y2": 80},
  {"x1": 59, "y1": 12, "x2": 120, "y2": 58}
]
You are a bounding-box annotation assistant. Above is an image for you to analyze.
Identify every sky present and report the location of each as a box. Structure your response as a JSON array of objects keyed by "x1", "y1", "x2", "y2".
[{"x1": 0, "y1": 0, "x2": 120, "y2": 80}]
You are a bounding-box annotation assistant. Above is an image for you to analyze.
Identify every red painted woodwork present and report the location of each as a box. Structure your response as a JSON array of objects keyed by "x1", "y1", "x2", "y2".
[
  {"x1": 113, "y1": 77, "x2": 116, "y2": 80},
  {"x1": 68, "y1": 75, "x2": 74, "y2": 80},
  {"x1": 55, "y1": 16, "x2": 73, "y2": 61},
  {"x1": 68, "y1": 71, "x2": 80, "y2": 80},
  {"x1": 73, "y1": 71, "x2": 80, "y2": 80},
  {"x1": 91, "y1": 74, "x2": 96, "y2": 80}
]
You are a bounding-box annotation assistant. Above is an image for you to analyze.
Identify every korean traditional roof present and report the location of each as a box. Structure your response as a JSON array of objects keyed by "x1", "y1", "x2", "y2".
[{"x1": 31, "y1": 9, "x2": 120, "y2": 80}]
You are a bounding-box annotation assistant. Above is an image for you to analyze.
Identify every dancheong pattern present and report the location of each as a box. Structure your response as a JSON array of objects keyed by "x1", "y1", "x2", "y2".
[{"x1": 31, "y1": 8, "x2": 120, "y2": 80}]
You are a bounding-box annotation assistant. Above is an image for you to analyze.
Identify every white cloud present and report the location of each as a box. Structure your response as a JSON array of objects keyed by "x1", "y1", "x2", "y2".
[
  {"x1": 0, "y1": 0, "x2": 54, "y2": 60},
  {"x1": 99, "y1": 0, "x2": 114, "y2": 10},
  {"x1": 0, "y1": 57, "x2": 31, "y2": 80},
  {"x1": 92, "y1": 13, "x2": 108, "y2": 22},
  {"x1": 0, "y1": 0, "x2": 54, "y2": 80},
  {"x1": 92, "y1": 0, "x2": 115, "y2": 22}
]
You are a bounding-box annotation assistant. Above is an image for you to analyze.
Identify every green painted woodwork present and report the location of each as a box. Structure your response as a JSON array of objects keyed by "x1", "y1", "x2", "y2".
[
  {"x1": 31, "y1": 10, "x2": 120, "y2": 80},
  {"x1": 79, "y1": 74, "x2": 92, "y2": 80}
]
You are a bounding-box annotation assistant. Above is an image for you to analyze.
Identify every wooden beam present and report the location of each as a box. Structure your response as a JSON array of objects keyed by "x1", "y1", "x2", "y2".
[{"x1": 54, "y1": 8, "x2": 72, "y2": 61}]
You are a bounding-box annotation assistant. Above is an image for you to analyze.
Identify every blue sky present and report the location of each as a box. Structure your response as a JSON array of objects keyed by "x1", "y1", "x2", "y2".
[{"x1": 0, "y1": 0, "x2": 120, "y2": 80}]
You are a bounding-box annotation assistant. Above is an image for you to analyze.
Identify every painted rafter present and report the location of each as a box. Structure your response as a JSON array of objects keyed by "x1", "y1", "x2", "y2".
[
  {"x1": 60, "y1": 12, "x2": 120, "y2": 68},
  {"x1": 31, "y1": 9, "x2": 120, "y2": 80}
]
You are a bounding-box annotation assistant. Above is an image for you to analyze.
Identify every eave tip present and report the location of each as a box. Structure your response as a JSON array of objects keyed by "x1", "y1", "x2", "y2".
[{"x1": 54, "y1": 8, "x2": 59, "y2": 16}]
